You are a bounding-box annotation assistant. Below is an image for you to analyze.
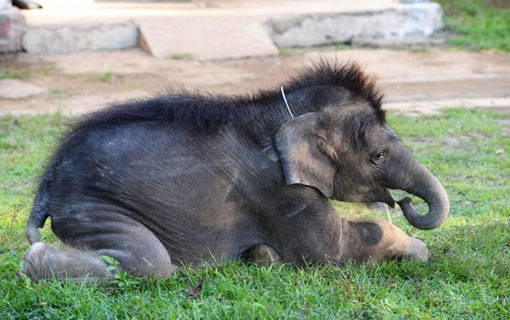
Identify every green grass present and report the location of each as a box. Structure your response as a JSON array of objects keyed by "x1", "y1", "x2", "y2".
[
  {"x1": 85, "y1": 71, "x2": 121, "y2": 83},
  {"x1": 168, "y1": 53, "x2": 195, "y2": 60},
  {"x1": 0, "y1": 66, "x2": 56, "y2": 80},
  {"x1": 278, "y1": 47, "x2": 315, "y2": 56},
  {"x1": 43, "y1": 88, "x2": 74, "y2": 100},
  {"x1": 0, "y1": 69, "x2": 33, "y2": 80},
  {"x1": 97, "y1": 71, "x2": 113, "y2": 82},
  {"x1": 1, "y1": 109, "x2": 509, "y2": 319},
  {"x1": 69, "y1": 71, "x2": 124, "y2": 84},
  {"x1": 435, "y1": 0, "x2": 510, "y2": 51}
]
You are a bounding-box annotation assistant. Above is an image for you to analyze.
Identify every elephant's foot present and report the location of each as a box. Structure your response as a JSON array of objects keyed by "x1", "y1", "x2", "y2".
[
  {"x1": 19, "y1": 242, "x2": 112, "y2": 281},
  {"x1": 19, "y1": 242, "x2": 55, "y2": 280},
  {"x1": 402, "y1": 237, "x2": 428, "y2": 262},
  {"x1": 344, "y1": 220, "x2": 429, "y2": 263},
  {"x1": 20, "y1": 240, "x2": 177, "y2": 281},
  {"x1": 245, "y1": 245, "x2": 282, "y2": 265}
]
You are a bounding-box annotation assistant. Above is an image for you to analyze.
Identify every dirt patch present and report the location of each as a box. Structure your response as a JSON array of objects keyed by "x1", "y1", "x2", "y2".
[
  {"x1": 496, "y1": 119, "x2": 510, "y2": 125},
  {"x1": 486, "y1": 107, "x2": 510, "y2": 115},
  {"x1": 1, "y1": 48, "x2": 510, "y2": 115},
  {"x1": 407, "y1": 136, "x2": 435, "y2": 146},
  {"x1": 407, "y1": 134, "x2": 487, "y2": 152},
  {"x1": 496, "y1": 118, "x2": 510, "y2": 136},
  {"x1": 440, "y1": 135, "x2": 472, "y2": 148},
  {"x1": 486, "y1": 0, "x2": 510, "y2": 9}
]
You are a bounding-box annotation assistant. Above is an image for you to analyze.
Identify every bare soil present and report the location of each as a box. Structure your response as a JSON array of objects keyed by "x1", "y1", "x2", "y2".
[{"x1": 1, "y1": 47, "x2": 509, "y2": 115}]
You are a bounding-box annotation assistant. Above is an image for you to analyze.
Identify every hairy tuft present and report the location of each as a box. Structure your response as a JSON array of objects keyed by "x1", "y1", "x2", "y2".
[
  {"x1": 66, "y1": 60, "x2": 385, "y2": 138},
  {"x1": 285, "y1": 59, "x2": 385, "y2": 121}
]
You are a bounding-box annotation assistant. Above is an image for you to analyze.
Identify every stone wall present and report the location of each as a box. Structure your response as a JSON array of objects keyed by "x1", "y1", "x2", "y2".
[
  {"x1": 0, "y1": 0, "x2": 25, "y2": 53},
  {"x1": 266, "y1": 1, "x2": 443, "y2": 48},
  {"x1": 10, "y1": 0, "x2": 444, "y2": 56},
  {"x1": 22, "y1": 23, "x2": 139, "y2": 54}
]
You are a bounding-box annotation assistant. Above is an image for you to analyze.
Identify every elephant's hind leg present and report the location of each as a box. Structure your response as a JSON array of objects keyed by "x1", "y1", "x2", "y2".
[
  {"x1": 21, "y1": 242, "x2": 112, "y2": 281},
  {"x1": 22, "y1": 210, "x2": 177, "y2": 281}
]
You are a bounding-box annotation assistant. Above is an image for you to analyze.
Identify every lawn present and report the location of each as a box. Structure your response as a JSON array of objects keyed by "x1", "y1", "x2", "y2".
[
  {"x1": 0, "y1": 109, "x2": 509, "y2": 319},
  {"x1": 435, "y1": 0, "x2": 510, "y2": 51}
]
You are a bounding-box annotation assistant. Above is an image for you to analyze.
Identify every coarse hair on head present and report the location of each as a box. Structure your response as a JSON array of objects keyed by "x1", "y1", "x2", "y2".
[
  {"x1": 63, "y1": 59, "x2": 385, "y2": 141},
  {"x1": 282, "y1": 58, "x2": 385, "y2": 122}
]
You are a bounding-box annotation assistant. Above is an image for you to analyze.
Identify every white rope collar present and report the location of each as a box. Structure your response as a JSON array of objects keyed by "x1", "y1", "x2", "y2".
[{"x1": 280, "y1": 86, "x2": 294, "y2": 119}]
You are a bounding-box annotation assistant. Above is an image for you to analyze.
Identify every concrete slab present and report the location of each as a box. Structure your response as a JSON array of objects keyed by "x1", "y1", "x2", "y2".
[
  {"x1": 137, "y1": 17, "x2": 278, "y2": 60},
  {"x1": 267, "y1": 2, "x2": 443, "y2": 48},
  {"x1": 0, "y1": 0, "x2": 10, "y2": 10},
  {"x1": 22, "y1": 0, "x2": 402, "y2": 26},
  {"x1": 0, "y1": 79, "x2": 46, "y2": 99},
  {"x1": 0, "y1": 6, "x2": 25, "y2": 53},
  {"x1": 20, "y1": 0, "x2": 444, "y2": 58},
  {"x1": 22, "y1": 23, "x2": 138, "y2": 54}
]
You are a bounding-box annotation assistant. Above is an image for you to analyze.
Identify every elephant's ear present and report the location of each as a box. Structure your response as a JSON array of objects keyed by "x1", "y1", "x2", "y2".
[{"x1": 275, "y1": 113, "x2": 337, "y2": 197}]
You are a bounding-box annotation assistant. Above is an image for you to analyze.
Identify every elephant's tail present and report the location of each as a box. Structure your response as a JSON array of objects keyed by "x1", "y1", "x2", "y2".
[{"x1": 26, "y1": 161, "x2": 57, "y2": 245}]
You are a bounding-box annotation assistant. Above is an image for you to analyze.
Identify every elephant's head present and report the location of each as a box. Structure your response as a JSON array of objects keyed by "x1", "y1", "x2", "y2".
[{"x1": 275, "y1": 102, "x2": 449, "y2": 230}]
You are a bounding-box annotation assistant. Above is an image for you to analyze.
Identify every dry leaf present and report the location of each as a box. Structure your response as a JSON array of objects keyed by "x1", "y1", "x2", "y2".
[
  {"x1": 187, "y1": 280, "x2": 203, "y2": 298},
  {"x1": 387, "y1": 281, "x2": 397, "y2": 289}
]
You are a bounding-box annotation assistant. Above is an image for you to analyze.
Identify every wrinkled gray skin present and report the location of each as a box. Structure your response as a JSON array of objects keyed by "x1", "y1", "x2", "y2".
[{"x1": 21, "y1": 77, "x2": 449, "y2": 281}]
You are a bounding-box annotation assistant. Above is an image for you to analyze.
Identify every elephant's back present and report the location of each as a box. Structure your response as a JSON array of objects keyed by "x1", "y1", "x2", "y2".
[{"x1": 45, "y1": 121, "x2": 270, "y2": 263}]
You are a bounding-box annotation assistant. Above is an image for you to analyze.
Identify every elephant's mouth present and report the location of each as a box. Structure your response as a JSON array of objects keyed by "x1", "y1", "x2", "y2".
[{"x1": 381, "y1": 189, "x2": 397, "y2": 208}]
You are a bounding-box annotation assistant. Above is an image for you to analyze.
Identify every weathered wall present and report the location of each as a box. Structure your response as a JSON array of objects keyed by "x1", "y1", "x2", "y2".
[
  {"x1": 0, "y1": 0, "x2": 25, "y2": 53},
  {"x1": 22, "y1": 23, "x2": 139, "y2": 54},
  {"x1": 266, "y1": 2, "x2": 443, "y2": 48}
]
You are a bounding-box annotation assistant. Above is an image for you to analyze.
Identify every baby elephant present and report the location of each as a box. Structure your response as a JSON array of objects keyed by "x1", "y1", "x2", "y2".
[{"x1": 22, "y1": 61, "x2": 448, "y2": 281}]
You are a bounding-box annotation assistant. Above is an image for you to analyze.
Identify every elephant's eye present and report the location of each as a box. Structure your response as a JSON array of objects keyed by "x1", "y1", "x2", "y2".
[{"x1": 372, "y1": 150, "x2": 386, "y2": 163}]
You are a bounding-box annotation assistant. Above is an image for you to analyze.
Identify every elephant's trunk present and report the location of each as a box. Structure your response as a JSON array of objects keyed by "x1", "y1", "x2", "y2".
[{"x1": 397, "y1": 163, "x2": 449, "y2": 230}]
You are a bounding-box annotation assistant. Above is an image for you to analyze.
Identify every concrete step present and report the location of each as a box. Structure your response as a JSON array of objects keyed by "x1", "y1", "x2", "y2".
[
  {"x1": 0, "y1": 0, "x2": 25, "y2": 53},
  {"x1": 138, "y1": 17, "x2": 278, "y2": 60},
  {"x1": 267, "y1": 2, "x2": 443, "y2": 48},
  {"x1": 22, "y1": 23, "x2": 138, "y2": 54},
  {"x1": 18, "y1": 0, "x2": 444, "y2": 59}
]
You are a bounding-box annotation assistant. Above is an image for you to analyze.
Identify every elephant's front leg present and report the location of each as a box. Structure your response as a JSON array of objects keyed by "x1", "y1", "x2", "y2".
[
  {"x1": 341, "y1": 220, "x2": 428, "y2": 263},
  {"x1": 272, "y1": 205, "x2": 427, "y2": 264}
]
